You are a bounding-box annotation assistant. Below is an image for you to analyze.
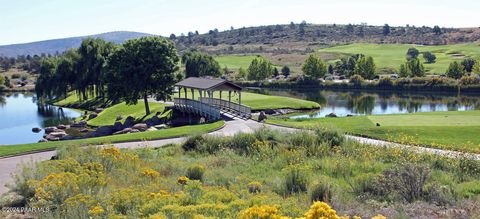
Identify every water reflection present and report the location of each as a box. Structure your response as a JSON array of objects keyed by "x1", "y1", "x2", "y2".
[{"x1": 248, "y1": 89, "x2": 480, "y2": 118}]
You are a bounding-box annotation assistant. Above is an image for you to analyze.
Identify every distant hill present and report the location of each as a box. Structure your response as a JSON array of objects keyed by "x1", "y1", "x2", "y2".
[
  {"x1": 0, "y1": 31, "x2": 153, "y2": 57},
  {"x1": 174, "y1": 24, "x2": 480, "y2": 55}
]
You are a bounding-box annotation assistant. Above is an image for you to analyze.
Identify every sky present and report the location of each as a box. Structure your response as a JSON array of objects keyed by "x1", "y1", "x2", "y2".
[{"x1": 1, "y1": 0, "x2": 479, "y2": 45}]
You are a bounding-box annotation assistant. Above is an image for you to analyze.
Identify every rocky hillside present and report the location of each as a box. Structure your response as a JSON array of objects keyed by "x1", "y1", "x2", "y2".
[{"x1": 0, "y1": 31, "x2": 152, "y2": 57}]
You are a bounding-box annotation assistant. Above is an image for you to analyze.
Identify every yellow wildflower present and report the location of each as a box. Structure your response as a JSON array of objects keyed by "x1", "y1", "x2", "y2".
[
  {"x1": 88, "y1": 204, "x2": 104, "y2": 215},
  {"x1": 304, "y1": 201, "x2": 339, "y2": 219},
  {"x1": 177, "y1": 176, "x2": 190, "y2": 185},
  {"x1": 142, "y1": 168, "x2": 160, "y2": 178},
  {"x1": 371, "y1": 215, "x2": 386, "y2": 219}
]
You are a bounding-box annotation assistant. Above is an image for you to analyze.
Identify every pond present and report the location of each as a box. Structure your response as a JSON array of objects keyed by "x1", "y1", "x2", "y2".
[
  {"x1": 247, "y1": 89, "x2": 480, "y2": 118},
  {"x1": 0, "y1": 93, "x2": 81, "y2": 145}
]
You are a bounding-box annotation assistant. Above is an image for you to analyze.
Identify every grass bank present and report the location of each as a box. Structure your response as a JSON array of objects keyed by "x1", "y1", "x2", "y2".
[
  {"x1": 267, "y1": 110, "x2": 480, "y2": 153},
  {"x1": 214, "y1": 55, "x2": 259, "y2": 69},
  {"x1": 6, "y1": 128, "x2": 479, "y2": 218},
  {"x1": 87, "y1": 102, "x2": 170, "y2": 127},
  {"x1": 178, "y1": 89, "x2": 320, "y2": 110},
  {"x1": 0, "y1": 121, "x2": 224, "y2": 157}
]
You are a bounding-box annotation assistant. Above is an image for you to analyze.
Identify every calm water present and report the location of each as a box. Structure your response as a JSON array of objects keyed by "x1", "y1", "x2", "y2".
[
  {"x1": 0, "y1": 93, "x2": 81, "y2": 145},
  {"x1": 247, "y1": 89, "x2": 480, "y2": 119}
]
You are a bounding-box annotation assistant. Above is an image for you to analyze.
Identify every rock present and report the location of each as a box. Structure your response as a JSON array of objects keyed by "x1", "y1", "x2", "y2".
[
  {"x1": 79, "y1": 128, "x2": 89, "y2": 133},
  {"x1": 146, "y1": 127, "x2": 158, "y2": 132},
  {"x1": 44, "y1": 126, "x2": 57, "y2": 134},
  {"x1": 145, "y1": 116, "x2": 162, "y2": 127},
  {"x1": 154, "y1": 124, "x2": 168, "y2": 129},
  {"x1": 346, "y1": 114, "x2": 354, "y2": 117},
  {"x1": 276, "y1": 109, "x2": 293, "y2": 115},
  {"x1": 326, "y1": 113, "x2": 337, "y2": 118},
  {"x1": 48, "y1": 131, "x2": 67, "y2": 138},
  {"x1": 116, "y1": 115, "x2": 123, "y2": 121},
  {"x1": 132, "y1": 123, "x2": 148, "y2": 131},
  {"x1": 124, "y1": 116, "x2": 135, "y2": 127},
  {"x1": 258, "y1": 111, "x2": 267, "y2": 122},
  {"x1": 61, "y1": 135, "x2": 75, "y2": 140},
  {"x1": 32, "y1": 127, "x2": 42, "y2": 133},
  {"x1": 376, "y1": 123, "x2": 381, "y2": 127},
  {"x1": 71, "y1": 120, "x2": 87, "y2": 128},
  {"x1": 50, "y1": 155, "x2": 58, "y2": 160},
  {"x1": 113, "y1": 121, "x2": 124, "y2": 131},
  {"x1": 88, "y1": 113, "x2": 98, "y2": 120},
  {"x1": 264, "y1": 109, "x2": 276, "y2": 115},
  {"x1": 46, "y1": 136, "x2": 60, "y2": 141},
  {"x1": 114, "y1": 128, "x2": 133, "y2": 135},
  {"x1": 56, "y1": 124, "x2": 68, "y2": 129},
  {"x1": 95, "y1": 108, "x2": 104, "y2": 113},
  {"x1": 38, "y1": 139, "x2": 48, "y2": 143},
  {"x1": 94, "y1": 126, "x2": 114, "y2": 136},
  {"x1": 130, "y1": 129, "x2": 140, "y2": 133}
]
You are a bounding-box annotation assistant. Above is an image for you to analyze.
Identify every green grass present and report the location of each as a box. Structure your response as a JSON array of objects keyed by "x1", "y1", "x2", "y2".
[
  {"x1": 0, "y1": 121, "x2": 224, "y2": 157},
  {"x1": 178, "y1": 89, "x2": 320, "y2": 110},
  {"x1": 319, "y1": 43, "x2": 480, "y2": 74},
  {"x1": 214, "y1": 55, "x2": 259, "y2": 69},
  {"x1": 267, "y1": 110, "x2": 480, "y2": 153},
  {"x1": 87, "y1": 102, "x2": 169, "y2": 127}
]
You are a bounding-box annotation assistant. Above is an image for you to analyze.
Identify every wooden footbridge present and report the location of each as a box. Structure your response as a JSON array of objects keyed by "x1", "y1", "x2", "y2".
[{"x1": 174, "y1": 77, "x2": 252, "y2": 121}]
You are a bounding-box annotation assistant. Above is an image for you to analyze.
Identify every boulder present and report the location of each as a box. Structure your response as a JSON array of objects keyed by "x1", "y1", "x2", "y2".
[
  {"x1": 132, "y1": 123, "x2": 148, "y2": 131},
  {"x1": 48, "y1": 131, "x2": 67, "y2": 138},
  {"x1": 95, "y1": 108, "x2": 104, "y2": 113},
  {"x1": 145, "y1": 116, "x2": 161, "y2": 127},
  {"x1": 79, "y1": 128, "x2": 89, "y2": 133},
  {"x1": 130, "y1": 129, "x2": 140, "y2": 133},
  {"x1": 0, "y1": 192, "x2": 25, "y2": 207},
  {"x1": 56, "y1": 124, "x2": 68, "y2": 129},
  {"x1": 116, "y1": 115, "x2": 123, "y2": 121},
  {"x1": 44, "y1": 126, "x2": 57, "y2": 134},
  {"x1": 61, "y1": 135, "x2": 75, "y2": 140},
  {"x1": 93, "y1": 126, "x2": 114, "y2": 136},
  {"x1": 263, "y1": 109, "x2": 276, "y2": 115},
  {"x1": 146, "y1": 127, "x2": 158, "y2": 132},
  {"x1": 32, "y1": 127, "x2": 42, "y2": 133},
  {"x1": 258, "y1": 111, "x2": 267, "y2": 122},
  {"x1": 113, "y1": 121, "x2": 124, "y2": 131},
  {"x1": 113, "y1": 128, "x2": 133, "y2": 135},
  {"x1": 124, "y1": 116, "x2": 135, "y2": 127},
  {"x1": 88, "y1": 113, "x2": 98, "y2": 120},
  {"x1": 326, "y1": 113, "x2": 337, "y2": 118},
  {"x1": 71, "y1": 120, "x2": 87, "y2": 128},
  {"x1": 346, "y1": 114, "x2": 354, "y2": 117},
  {"x1": 45, "y1": 136, "x2": 60, "y2": 141},
  {"x1": 38, "y1": 139, "x2": 48, "y2": 143},
  {"x1": 154, "y1": 124, "x2": 168, "y2": 129}
]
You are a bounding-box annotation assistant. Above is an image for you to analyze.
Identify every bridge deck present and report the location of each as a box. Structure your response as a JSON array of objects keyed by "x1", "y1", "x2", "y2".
[{"x1": 174, "y1": 97, "x2": 251, "y2": 120}]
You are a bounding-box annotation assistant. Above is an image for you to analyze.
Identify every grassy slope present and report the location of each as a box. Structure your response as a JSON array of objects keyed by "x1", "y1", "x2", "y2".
[
  {"x1": 0, "y1": 121, "x2": 224, "y2": 157},
  {"x1": 88, "y1": 102, "x2": 168, "y2": 127},
  {"x1": 319, "y1": 43, "x2": 480, "y2": 74},
  {"x1": 214, "y1": 55, "x2": 259, "y2": 69},
  {"x1": 267, "y1": 110, "x2": 480, "y2": 153},
  {"x1": 178, "y1": 89, "x2": 320, "y2": 110}
]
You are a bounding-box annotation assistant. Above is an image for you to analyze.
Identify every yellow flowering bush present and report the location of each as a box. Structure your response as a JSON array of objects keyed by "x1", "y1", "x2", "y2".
[
  {"x1": 304, "y1": 201, "x2": 341, "y2": 219},
  {"x1": 248, "y1": 181, "x2": 262, "y2": 193},
  {"x1": 142, "y1": 168, "x2": 160, "y2": 178},
  {"x1": 88, "y1": 204, "x2": 105, "y2": 216},
  {"x1": 238, "y1": 204, "x2": 288, "y2": 219},
  {"x1": 32, "y1": 172, "x2": 79, "y2": 205},
  {"x1": 101, "y1": 147, "x2": 122, "y2": 158},
  {"x1": 371, "y1": 215, "x2": 387, "y2": 219},
  {"x1": 177, "y1": 176, "x2": 189, "y2": 185}
]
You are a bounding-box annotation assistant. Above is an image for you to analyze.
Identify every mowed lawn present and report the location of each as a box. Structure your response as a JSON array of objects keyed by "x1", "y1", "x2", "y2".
[
  {"x1": 0, "y1": 121, "x2": 224, "y2": 157},
  {"x1": 178, "y1": 89, "x2": 320, "y2": 110},
  {"x1": 319, "y1": 43, "x2": 480, "y2": 74},
  {"x1": 88, "y1": 102, "x2": 169, "y2": 127},
  {"x1": 268, "y1": 110, "x2": 480, "y2": 153},
  {"x1": 214, "y1": 55, "x2": 258, "y2": 69}
]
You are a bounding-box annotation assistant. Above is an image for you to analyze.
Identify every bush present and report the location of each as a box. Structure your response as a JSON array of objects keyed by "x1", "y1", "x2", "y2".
[
  {"x1": 314, "y1": 128, "x2": 344, "y2": 147},
  {"x1": 11, "y1": 73, "x2": 21, "y2": 79},
  {"x1": 186, "y1": 165, "x2": 205, "y2": 181},
  {"x1": 378, "y1": 77, "x2": 393, "y2": 87},
  {"x1": 349, "y1": 74, "x2": 364, "y2": 85},
  {"x1": 20, "y1": 74, "x2": 29, "y2": 81},
  {"x1": 284, "y1": 168, "x2": 308, "y2": 195},
  {"x1": 310, "y1": 182, "x2": 332, "y2": 202},
  {"x1": 459, "y1": 75, "x2": 480, "y2": 85},
  {"x1": 182, "y1": 135, "x2": 205, "y2": 152},
  {"x1": 227, "y1": 133, "x2": 257, "y2": 155},
  {"x1": 247, "y1": 181, "x2": 262, "y2": 193}
]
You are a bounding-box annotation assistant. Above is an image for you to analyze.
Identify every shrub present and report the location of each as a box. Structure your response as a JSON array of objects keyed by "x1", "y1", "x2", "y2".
[
  {"x1": 310, "y1": 182, "x2": 332, "y2": 202},
  {"x1": 459, "y1": 75, "x2": 480, "y2": 85},
  {"x1": 227, "y1": 133, "x2": 257, "y2": 155},
  {"x1": 11, "y1": 73, "x2": 21, "y2": 79},
  {"x1": 186, "y1": 165, "x2": 205, "y2": 181},
  {"x1": 378, "y1": 77, "x2": 393, "y2": 87},
  {"x1": 349, "y1": 173, "x2": 376, "y2": 198},
  {"x1": 247, "y1": 181, "x2": 262, "y2": 193},
  {"x1": 182, "y1": 135, "x2": 205, "y2": 152},
  {"x1": 314, "y1": 128, "x2": 344, "y2": 147},
  {"x1": 20, "y1": 74, "x2": 29, "y2": 81},
  {"x1": 284, "y1": 168, "x2": 308, "y2": 195},
  {"x1": 349, "y1": 74, "x2": 364, "y2": 85}
]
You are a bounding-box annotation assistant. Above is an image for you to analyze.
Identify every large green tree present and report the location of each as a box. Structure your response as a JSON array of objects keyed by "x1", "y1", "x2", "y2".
[
  {"x1": 106, "y1": 37, "x2": 179, "y2": 115},
  {"x1": 301, "y1": 54, "x2": 327, "y2": 79},
  {"x1": 406, "y1": 48, "x2": 420, "y2": 59},
  {"x1": 446, "y1": 61, "x2": 465, "y2": 79},
  {"x1": 181, "y1": 51, "x2": 221, "y2": 78},
  {"x1": 353, "y1": 56, "x2": 376, "y2": 79},
  {"x1": 247, "y1": 57, "x2": 274, "y2": 80},
  {"x1": 423, "y1": 51, "x2": 436, "y2": 63}
]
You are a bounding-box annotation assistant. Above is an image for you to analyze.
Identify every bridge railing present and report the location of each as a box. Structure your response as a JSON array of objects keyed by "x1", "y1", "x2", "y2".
[
  {"x1": 173, "y1": 98, "x2": 221, "y2": 121},
  {"x1": 199, "y1": 97, "x2": 251, "y2": 119}
]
